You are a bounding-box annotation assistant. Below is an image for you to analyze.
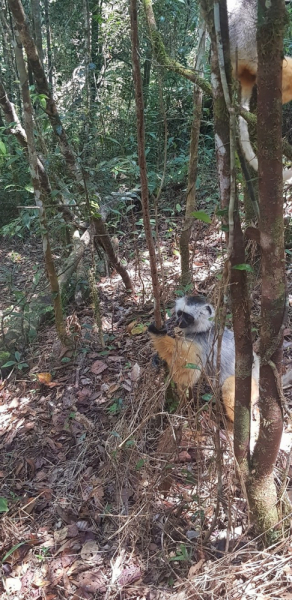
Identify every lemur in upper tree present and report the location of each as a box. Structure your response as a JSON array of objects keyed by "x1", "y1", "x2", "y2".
[
  {"x1": 227, "y1": 0, "x2": 292, "y2": 181},
  {"x1": 148, "y1": 295, "x2": 259, "y2": 422}
]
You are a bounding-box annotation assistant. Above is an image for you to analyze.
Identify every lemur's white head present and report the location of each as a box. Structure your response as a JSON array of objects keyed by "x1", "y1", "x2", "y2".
[{"x1": 175, "y1": 296, "x2": 215, "y2": 333}]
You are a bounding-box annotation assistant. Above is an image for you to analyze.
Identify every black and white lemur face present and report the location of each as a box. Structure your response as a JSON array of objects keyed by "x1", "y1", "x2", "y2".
[{"x1": 175, "y1": 296, "x2": 215, "y2": 333}]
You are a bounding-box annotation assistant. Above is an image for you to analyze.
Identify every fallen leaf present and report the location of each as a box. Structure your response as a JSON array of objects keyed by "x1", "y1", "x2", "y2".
[
  {"x1": 76, "y1": 520, "x2": 89, "y2": 531},
  {"x1": 75, "y1": 569, "x2": 106, "y2": 593},
  {"x1": 21, "y1": 497, "x2": 37, "y2": 514},
  {"x1": 118, "y1": 563, "x2": 143, "y2": 586},
  {"x1": 54, "y1": 526, "x2": 69, "y2": 544},
  {"x1": 130, "y1": 324, "x2": 147, "y2": 335},
  {"x1": 90, "y1": 360, "x2": 108, "y2": 375},
  {"x1": 130, "y1": 363, "x2": 140, "y2": 382},
  {"x1": 80, "y1": 540, "x2": 100, "y2": 562},
  {"x1": 3, "y1": 577, "x2": 22, "y2": 593},
  {"x1": 127, "y1": 320, "x2": 137, "y2": 332},
  {"x1": 33, "y1": 575, "x2": 50, "y2": 588},
  {"x1": 107, "y1": 383, "x2": 120, "y2": 395},
  {"x1": 37, "y1": 372, "x2": 52, "y2": 384},
  {"x1": 188, "y1": 559, "x2": 205, "y2": 578},
  {"x1": 48, "y1": 557, "x2": 63, "y2": 585},
  {"x1": 77, "y1": 388, "x2": 91, "y2": 400},
  {"x1": 35, "y1": 470, "x2": 47, "y2": 481},
  {"x1": 71, "y1": 589, "x2": 92, "y2": 600}
]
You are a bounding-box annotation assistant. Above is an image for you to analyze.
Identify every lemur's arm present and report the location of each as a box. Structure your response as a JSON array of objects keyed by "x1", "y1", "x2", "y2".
[{"x1": 148, "y1": 324, "x2": 202, "y2": 389}]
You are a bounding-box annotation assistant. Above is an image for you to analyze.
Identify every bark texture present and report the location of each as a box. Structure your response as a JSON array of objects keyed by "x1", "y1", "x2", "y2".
[
  {"x1": 248, "y1": 0, "x2": 286, "y2": 536},
  {"x1": 200, "y1": 0, "x2": 230, "y2": 214},
  {"x1": 180, "y1": 26, "x2": 205, "y2": 286},
  {"x1": 130, "y1": 0, "x2": 161, "y2": 326},
  {"x1": 13, "y1": 31, "x2": 67, "y2": 344}
]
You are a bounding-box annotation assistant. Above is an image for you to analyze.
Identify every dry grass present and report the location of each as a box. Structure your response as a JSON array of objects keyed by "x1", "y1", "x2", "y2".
[{"x1": 1, "y1": 227, "x2": 292, "y2": 599}]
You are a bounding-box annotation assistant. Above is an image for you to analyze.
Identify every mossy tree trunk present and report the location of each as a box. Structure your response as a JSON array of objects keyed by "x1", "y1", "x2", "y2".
[{"x1": 247, "y1": 0, "x2": 286, "y2": 538}]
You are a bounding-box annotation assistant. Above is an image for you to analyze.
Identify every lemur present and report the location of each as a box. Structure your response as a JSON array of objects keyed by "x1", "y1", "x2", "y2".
[
  {"x1": 148, "y1": 295, "x2": 259, "y2": 422},
  {"x1": 227, "y1": 0, "x2": 292, "y2": 181}
]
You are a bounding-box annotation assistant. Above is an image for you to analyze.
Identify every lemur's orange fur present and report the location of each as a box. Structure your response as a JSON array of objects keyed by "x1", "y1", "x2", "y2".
[
  {"x1": 149, "y1": 333, "x2": 202, "y2": 390},
  {"x1": 237, "y1": 56, "x2": 292, "y2": 106},
  {"x1": 149, "y1": 332, "x2": 259, "y2": 424},
  {"x1": 221, "y1": 375, "x2": 259, "y2": 423}
]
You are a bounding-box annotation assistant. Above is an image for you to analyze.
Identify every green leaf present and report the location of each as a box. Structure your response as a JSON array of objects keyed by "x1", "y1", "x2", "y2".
[
  {"x1": 0, "y1": 497, "x2": 9, "y2": 513},
  {"x1": 202, "y1": 393, "x2": 213, "y2": 401},
  {"x1": 0, "y1": 140, "x2": 7, "y2": 155},
  {"x1": 135, "y1": 459, "x2": 145, "y2": 471},
  {"x1": 232, "y1": 263, "x2": 254, "y2": 273},
  {"x1": 185, "y1": 363, "x2": 201, "y2": 370},
  {"x1": 216, "y1": 207, "x2": 228, "y2": 217},
  {"x1": 15, "y1": 351, "x2": 21, "y2": 362},
  {"x1": 1, "y1": 361, "x2": 16, "y2": 368},
  {"x1": 1, "y1": 541, "x2": 27, "y2": 564},
  {"x1": 18, "y1": 363, "x2": 29, "y2": 370},
  {"x1": 191, "y1": 211, "x2": 212, "y2": 224},
  {"x1": 125, "y1": 439, "x2": 135, "y2": 447}
]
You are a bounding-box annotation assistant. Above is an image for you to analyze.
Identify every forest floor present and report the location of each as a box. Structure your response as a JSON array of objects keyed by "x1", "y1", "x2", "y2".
[{"x1": 1, "y1": 212, "x2": 292, "y2": 600}]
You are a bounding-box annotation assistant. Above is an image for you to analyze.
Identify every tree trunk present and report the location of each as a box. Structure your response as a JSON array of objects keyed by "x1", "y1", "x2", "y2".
[
  {"x1": 30, "y1": 0, "x2": 43, "y2": 64},
  {"x1": 200, "y1": 0, "x2": 230, "y2": 215},
  {"x1": 248, "y1": 0, "x2": 286, "y2": 539},
  {"x1": 92, "y1": 217, "x2": 133, "y2": 292},
  {"x1": 230, "y1": 199, "x2": 254, "y2": 473},
  {"x1": 130, "y1": 0, "x2": 161, "y2": 326},
  {"x1": 44, "y1": 0, "x2": 52, "y2": 89},
  {"x1": 13, "y1": 30, "x2": 67, "y2": 345}
]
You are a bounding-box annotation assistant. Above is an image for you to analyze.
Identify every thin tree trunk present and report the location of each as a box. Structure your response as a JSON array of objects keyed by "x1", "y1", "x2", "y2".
[
  {"x1": 44, "y1": 0, "x2": 52, "y2": 89},
  {"x1": 13, "y1": 30, "x2": 67, "y2": 345},
  {"x1": 200, "y1": 0, "x2": 230, "y2": 216},
  {"x1": 248, "y1": 0, "x2": 286, "y2": 537},
  {"x1": 130, "y1": 0, "x2": 161, "y2": 327},
  {"x1": 92, "y1": 217, "x2": 133, "y2": 291},
  {"x1": 180, "y1": 24, "x2": 205, "y2": 286},
  {"x1": 30, "y1": 0, "x2": 43, "y2": 64},
  {"x1": 83, "y1": 0, "x2": 91, "y2": 112},
  {"x1": 230, "y1": 199, "x2": 253, "y2": 473}
]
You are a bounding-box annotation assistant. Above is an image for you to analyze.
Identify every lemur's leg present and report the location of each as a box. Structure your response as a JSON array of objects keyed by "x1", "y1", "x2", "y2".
[
  {"x1": 282, "y1": 57, "x2": 292, "y2": 104},
  {"x1": 221, "y1": 375, "x2": 259, "y2": 423},
  {"x1": 149, "y1": 325, "x2": 202, "y2": 389}
]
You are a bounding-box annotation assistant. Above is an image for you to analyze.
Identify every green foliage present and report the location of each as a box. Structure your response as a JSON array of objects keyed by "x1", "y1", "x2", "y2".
[
  {"x1": 169, "y1": 543, "x2": 191, "y2": 563},
  {"x1": 191, "y1": 210, "x2": 212, "y2": 224},
  {"x1": 107, "y1": 398, "x2": 123, "y2": 415},
  {"x1": 2, "y1": 351, "x2": 29, "y2": 371},
  {"x1": 232, "y1": 263, "x2": 254, "y2": 273},
  {"x1": 0, "y1": 497, "x2": 9, "y2": 513}
]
